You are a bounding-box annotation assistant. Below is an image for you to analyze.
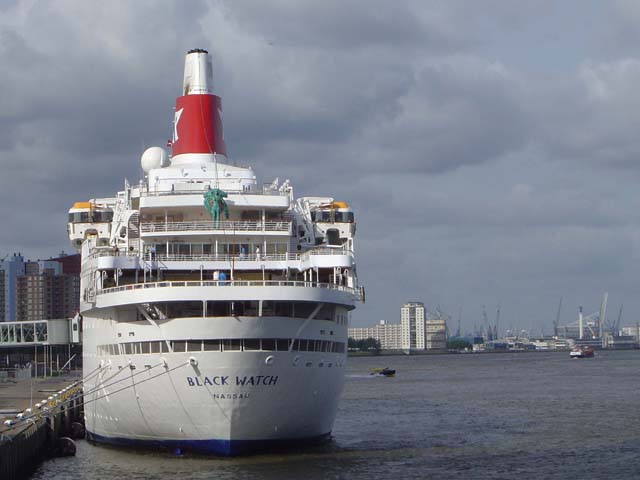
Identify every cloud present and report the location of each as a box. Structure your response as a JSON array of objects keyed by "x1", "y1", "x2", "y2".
[
  {"x1": 1, "y1": 1, "x2": 640, "y2": 333},
  {"x1": 532, "y1": 58, "x2": 640, "y2": 168}
]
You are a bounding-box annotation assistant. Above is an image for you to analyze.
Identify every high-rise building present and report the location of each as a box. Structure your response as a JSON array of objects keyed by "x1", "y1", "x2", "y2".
[
  {"x1": 0, "y1": 254, "x2": 26, "y2": 322},
  {"x1": 401, "y1": 301, "x2": 425, "y2": 351},
  {"x1": 348, "y1": 320, "x2": 403, "y2": 350},
  {"x1": 1, "y1": 253, "x2": 80, "y2": 322},
  {"x1": 426, "y1": 318, "x2": 447, "y2": 350}
]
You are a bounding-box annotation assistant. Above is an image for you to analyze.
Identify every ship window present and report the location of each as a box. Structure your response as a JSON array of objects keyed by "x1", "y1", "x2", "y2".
[
  {"x1": 276, "y1": 339, "x2": 290, "y2": 351},
  {"x1": 172, "y1": 341, "x2": 186, "y2": 352},
  {"x1": 166, "y1": 301, "x2": 202, "y2": 318},
  {"x1": 261, "y1": 301, "x2": 274, "y2": 316},
  {"x1": 141, "y1": 342, "x2": 151, "y2": 354},
  {"x1": 187, "y1": 340, "x2": 201, "y2": 352},
  {"x1": 203, "y1": 340, "x2": 221, "y2": 351},
  {"x1": 274, "y1": 302, "x2": 293, "y2": 317},
  {"x1": 69, "y1": 212, "x2": 91, "y2": 223},
  {"x1": 94, "y1": 211, "x2": 113, "y2": 222},
  {"x1": 150, "y1": 342, "x2": 161, "y2": 354},
  {"x1": 292, "y1": 302, "x2": 316, "y2": 319},
  {"x1": 243, "y1": 339, "x2": 260, "y2": 351},
  {"x1": 223, "y1": 339, "x2": 241, "y2": 351},
  {"x1": 261, "y1": 339, "x2": 276, "y2": 351},
  {"x1": 290, "y1": 339, "x2": 299, "y2": 351},
  {"x1": 160, "y1": 341, "x2": 170, "y2": 353},
  {"x1": 298, "y1": 339, "x2": 309, "y2": 352},
  {"x1": 335, "y1": 212, "x2": 354, "y2": 223},
  {"x1": 316, "y1": 304, "x2": 336, "y2": 321},
  {"x1": 124, "y1": 343, "x2": 133, "y2": 355}
]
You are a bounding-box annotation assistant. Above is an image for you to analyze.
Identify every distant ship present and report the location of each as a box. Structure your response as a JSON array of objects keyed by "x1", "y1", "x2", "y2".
[
  {"x1": 570, "y1": 346, "x2": 594, "y2": 358},
  {"x1": 67, "y1": 49, "x2": 363, "y2": 455}
]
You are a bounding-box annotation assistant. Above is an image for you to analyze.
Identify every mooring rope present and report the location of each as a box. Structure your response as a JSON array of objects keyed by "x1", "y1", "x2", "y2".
[{"x1": 0, "y1": 360, "x2": 191, "y2": 435}]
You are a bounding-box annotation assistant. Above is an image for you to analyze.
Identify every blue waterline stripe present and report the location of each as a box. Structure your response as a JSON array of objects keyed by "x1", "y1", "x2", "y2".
[{"x1": 86, "y1": 430, "x2": 331, "y2": 456}]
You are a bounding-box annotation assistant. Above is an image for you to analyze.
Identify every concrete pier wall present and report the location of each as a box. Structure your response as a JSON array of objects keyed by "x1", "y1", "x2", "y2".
[{"x1": 0, "y1": 385, "x2": 83, "y2": 480}]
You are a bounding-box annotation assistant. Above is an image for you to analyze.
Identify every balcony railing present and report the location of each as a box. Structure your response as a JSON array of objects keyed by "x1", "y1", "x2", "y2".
[
  {"x1": 140, "y1": 184, "x2": 289, "y2": 197},
  {"x1": 140, "y1": 220, "x2": 291, "y2": 234},
  {"x1": 88, "y1": 247, "x2": 353, "y2": 263},
  {"x1": 155, "y1": 253, "x2": 297, "y2": 262},
  {"x1": 98, "y1": 279, "x2": 358, "y2": 296}
]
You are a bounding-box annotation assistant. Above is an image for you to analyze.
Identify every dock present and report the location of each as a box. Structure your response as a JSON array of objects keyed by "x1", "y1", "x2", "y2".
[{"x1": 0, "y1": 371, "x2": 84, "y2": 480}]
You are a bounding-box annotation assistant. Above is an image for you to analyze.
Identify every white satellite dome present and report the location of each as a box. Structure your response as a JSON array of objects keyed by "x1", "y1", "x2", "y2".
[{"x1": 141, "y1": 146, "x2": 169, "y2": 173}]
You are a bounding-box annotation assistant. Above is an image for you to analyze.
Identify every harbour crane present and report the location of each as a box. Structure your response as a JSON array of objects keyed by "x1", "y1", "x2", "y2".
[
  {"x1": 553, "y1": 297, "x2": 562, "y2": 339},
  {"x1": 482, "y1": 305, "x2": 493, "y2": 341},
  {"x1": 614, "y1": 305, "x2": 623, "y2": 336},
  {"x1": 598, "y1": 292, "x2": 608, "y2": 339}
]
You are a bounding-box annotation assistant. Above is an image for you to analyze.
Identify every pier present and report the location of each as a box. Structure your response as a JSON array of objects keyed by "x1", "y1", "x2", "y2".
[{"x1": 0, "y1": 372, "x2": 84, "y2": 480}]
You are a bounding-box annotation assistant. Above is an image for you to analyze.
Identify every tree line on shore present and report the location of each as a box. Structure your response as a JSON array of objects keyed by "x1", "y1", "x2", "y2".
[{"x1": 348, "y1": 337, "x2": 472, "y2": 352}]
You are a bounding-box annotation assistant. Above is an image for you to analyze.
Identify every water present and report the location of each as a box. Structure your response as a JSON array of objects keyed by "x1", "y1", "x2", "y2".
[{"x1": 33, "y1": 351, "x2": 640, "y2": 479}]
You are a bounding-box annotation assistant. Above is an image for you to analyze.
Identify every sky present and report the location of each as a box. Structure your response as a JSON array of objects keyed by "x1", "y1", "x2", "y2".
[{"x1": 1, "y1": 0, "x2": 640, "y2": 334}]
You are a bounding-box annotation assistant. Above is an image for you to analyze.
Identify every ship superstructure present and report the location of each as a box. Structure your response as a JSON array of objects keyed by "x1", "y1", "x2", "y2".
[{"x1": 67, "y1": 49, "x2": 362, "y2": 455}]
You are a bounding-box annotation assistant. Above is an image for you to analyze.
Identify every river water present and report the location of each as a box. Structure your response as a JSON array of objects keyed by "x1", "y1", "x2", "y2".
[{"x1": 33, "y1": 351, "x2": 640, "y2": 479}]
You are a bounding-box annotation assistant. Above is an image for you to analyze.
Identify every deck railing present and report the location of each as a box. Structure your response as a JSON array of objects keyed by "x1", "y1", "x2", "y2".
[
  {"x1": 98, "y1": 279, "x2": 358, "y2": 296},
  {"x1": 88, "y1": 247, "x2": 353, "y2": 263},
  {"x1": 140, "y1": 220, "x2": 291, "y2": 233},
  {"x1": 140, "y1": 185, "x2": 288, "y2": 197}
]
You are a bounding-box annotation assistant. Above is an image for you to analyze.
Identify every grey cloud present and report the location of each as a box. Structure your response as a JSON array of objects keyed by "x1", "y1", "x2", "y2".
[
  {"x1": 2, "y1": 0, "x2": 640, "y2": 333},
  {"x1": 532, "y1": 59, "x2": 640, "y2": 168},
  {"x1": 218, "y1": 0, "x2": 463, "y2": 52}
]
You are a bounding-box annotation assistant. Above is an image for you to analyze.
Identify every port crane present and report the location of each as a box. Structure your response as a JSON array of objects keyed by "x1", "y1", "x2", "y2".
[{"x1": 553, "y1": 297, "x2": 562, "y2": 338}]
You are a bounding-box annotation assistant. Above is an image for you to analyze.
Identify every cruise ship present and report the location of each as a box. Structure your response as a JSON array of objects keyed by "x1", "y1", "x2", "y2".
[{"x1": 67, "y1": 49, "x2": 362, "y2": 455}]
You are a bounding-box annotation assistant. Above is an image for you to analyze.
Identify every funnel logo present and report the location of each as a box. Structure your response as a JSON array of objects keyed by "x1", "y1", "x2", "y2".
[
  {"x1": 173, "y1": 108, "x2": 184, "y2": 143},
  {"x1": 218, "y1": 107, "x2": 224, "y2": 140}
]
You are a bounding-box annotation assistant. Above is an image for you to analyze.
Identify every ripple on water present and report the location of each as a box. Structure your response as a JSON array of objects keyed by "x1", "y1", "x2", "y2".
[{"x1": 33, "y1": 351, "x2": 640, "y2": 480}]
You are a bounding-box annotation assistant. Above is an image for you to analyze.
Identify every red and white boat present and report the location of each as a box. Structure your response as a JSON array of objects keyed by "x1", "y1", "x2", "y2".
[{"x1": 570, "y1": 346, "x2": 595, "y2": 358}]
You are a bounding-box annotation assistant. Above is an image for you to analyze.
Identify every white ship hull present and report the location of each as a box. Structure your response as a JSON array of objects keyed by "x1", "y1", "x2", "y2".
[
  {"x1": 70, "y1": 48, "x2": 362, "y2": 456},
  {"x1": 82, "y1": 315, "x2": 347, "y2": 455}
]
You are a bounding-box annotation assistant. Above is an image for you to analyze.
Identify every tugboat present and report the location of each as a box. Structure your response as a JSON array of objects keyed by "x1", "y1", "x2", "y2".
[
  {"x1": 570, "y1": 346, "x2": 595, "y2": 358},
  {"x1": 370, "y1": 367, "x2": 396, "y2": 377}
]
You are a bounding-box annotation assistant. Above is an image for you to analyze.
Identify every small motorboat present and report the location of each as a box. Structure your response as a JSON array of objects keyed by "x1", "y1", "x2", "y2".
[
  {"x1": 570, "y1": 346, "x2": 595, "y2": 358},
  {"x1": 370, "y1": 367, "x2": 396, "y2": 377}
]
